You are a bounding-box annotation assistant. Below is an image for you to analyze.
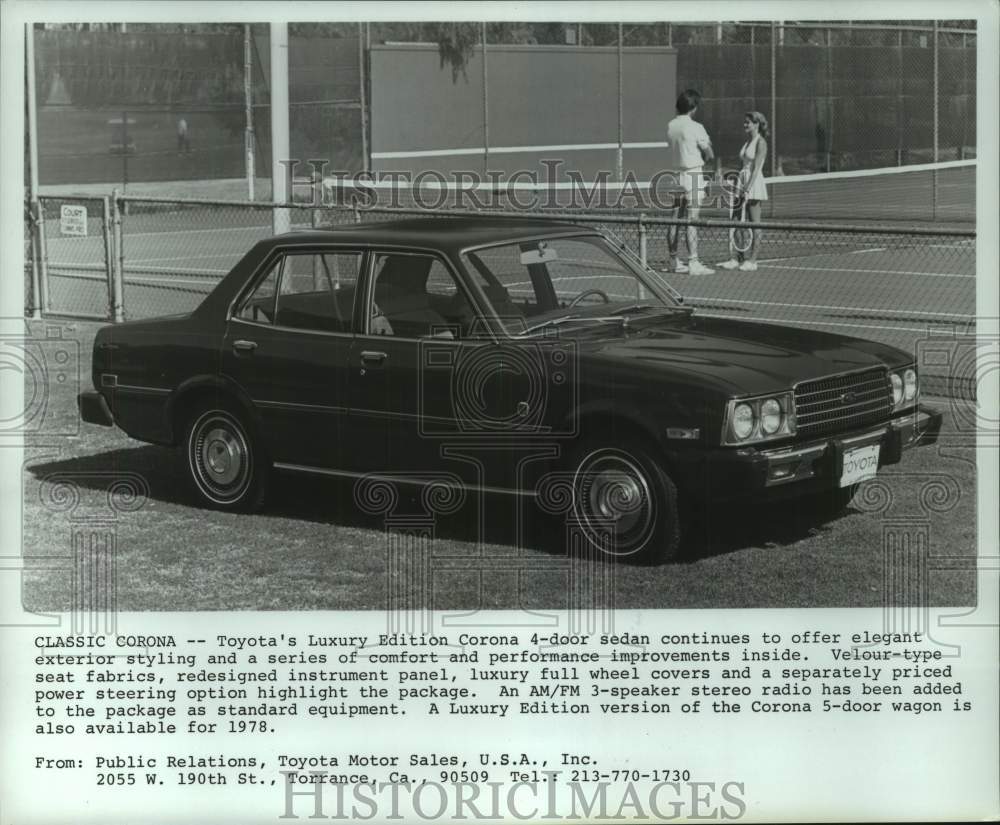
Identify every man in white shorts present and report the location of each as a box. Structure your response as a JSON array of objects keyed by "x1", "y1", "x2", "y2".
[{"x1": 664, "y1": 89, "x2": 715, "y2": 275}]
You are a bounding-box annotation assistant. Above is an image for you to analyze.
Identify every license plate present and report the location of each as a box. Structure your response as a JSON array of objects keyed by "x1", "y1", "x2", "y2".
[{"x1": 840, "y1": 443, "x2": 880, "y2": 487}]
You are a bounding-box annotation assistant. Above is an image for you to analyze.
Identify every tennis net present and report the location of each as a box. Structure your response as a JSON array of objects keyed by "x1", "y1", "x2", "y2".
[
  {"x1": 326, "y1": 159, "x2": 975, "y2": 227},
  {"x1": 754, "y1": 159, "x2": 975, "y2": 224}
]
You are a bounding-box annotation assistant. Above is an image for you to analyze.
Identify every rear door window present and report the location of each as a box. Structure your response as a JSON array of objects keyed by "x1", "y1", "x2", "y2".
[{"x1": 237, "y1": 251, "x2": 362, "y2": 333}]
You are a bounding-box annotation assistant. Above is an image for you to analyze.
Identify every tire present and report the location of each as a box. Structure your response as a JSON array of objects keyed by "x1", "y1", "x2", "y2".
[
  {"x1": 184, "y1": 402, "x2": 268, "y2": 511},
  {"x1": 567, "y1": 438, "x2": 680, "y2": 564}
]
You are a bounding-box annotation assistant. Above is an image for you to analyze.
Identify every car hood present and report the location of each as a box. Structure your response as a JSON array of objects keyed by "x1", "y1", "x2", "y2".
[{"x1": 575, "y1": 313, "x2": 912, "y2": 396}]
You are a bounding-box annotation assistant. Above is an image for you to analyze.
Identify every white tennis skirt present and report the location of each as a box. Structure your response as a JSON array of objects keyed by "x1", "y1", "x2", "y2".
[{"x1": 739, "y1": 167, "x2": 768, "y2": 201}]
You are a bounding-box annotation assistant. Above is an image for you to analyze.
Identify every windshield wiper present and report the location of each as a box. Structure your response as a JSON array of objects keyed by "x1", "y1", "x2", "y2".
[
  {"x1": 611, "y1": 303, "x2": 691, "y2": 317},
  {"x1": 516, "y1": 315, "x2": 585, "y2": 336},
  {"x1": 517, "y1": 314, "x2": 640, "y2": 337},
  {"x1": 613, "y1": 304, "x2": 658, "y2": 315}
]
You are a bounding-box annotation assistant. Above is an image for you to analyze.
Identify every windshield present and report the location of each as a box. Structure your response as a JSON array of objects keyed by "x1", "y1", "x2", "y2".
[{"x1": 462, "y1": 235, "x2": 681, "y2": 336}]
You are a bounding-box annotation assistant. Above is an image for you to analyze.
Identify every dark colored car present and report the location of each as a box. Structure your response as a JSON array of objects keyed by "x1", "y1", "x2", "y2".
[{"x1": 79, "y1": 218, "x2": 941, "y2": 562}]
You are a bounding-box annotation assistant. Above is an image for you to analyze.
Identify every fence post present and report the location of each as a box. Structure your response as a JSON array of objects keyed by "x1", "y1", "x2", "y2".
[
  {"x1": 932, "y1": 21, "x2": 939, "y2": 221},
  {"x1": 244, "y1": 23, "x2": 255, "y2": 201},
  {"x1": 110, "y1": 190, "x2": 125, "y2": 323},
  {"x1": 616, "y1": 23, "x2": 624, "y2": 182},
  {"x1": 359, "y1": 22, "x2": 370, "y2": 174},
  {"x1": 770, "y1": 22, "x2": 777, "y2": 179},
  {"x1": 27, "y1": 198, "x2": 43, "y2": 319},
  {"x1": 100, "y1": 197, "x2": 117, "y2": 322},
  {"x1": 36, "y1": 198, "x2": 51, "y2": 314},
  {"x1": 825, "y1": 27, "x2": 833, "y2": 172},
  {"x1": 638, "y1": 214, "x2": 648, "y2": 269},
  {"x1": 896, "y1": 29, "x2": 903, "y2": 166},
  {"x1": 481, "y1": 22, "x2": 489, "y2": 177}
]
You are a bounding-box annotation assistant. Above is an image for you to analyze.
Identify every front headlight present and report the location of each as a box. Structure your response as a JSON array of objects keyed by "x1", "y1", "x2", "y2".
[
  {"x1": 733, "y1": 403, "x2": 755, "y2": 439},
  {"x1": 723, "y1": 393, "x2": 796, "y2": 445},
  {"x1": 890, "y1": 373, "x2": 903, "y2": 406},
  {"x1": 760, "y1": 398, "x2": 782, "y2": 434},
  {"x1": 889, "y1": 367, "x2": 918, "y2": 409}
]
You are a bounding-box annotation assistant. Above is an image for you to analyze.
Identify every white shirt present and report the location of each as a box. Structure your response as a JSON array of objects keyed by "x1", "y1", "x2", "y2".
[{"x1": 665, "y1": 113, "x2": 711, "y2": 172}]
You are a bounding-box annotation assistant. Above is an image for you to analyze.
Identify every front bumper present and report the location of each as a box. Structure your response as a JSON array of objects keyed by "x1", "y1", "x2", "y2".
[
  {"x1": 684, "y1": 404, "x2": 942, "y2": 501},
  {"x1": 78, "y1": 391, "x2": 114, "y2": 427}
]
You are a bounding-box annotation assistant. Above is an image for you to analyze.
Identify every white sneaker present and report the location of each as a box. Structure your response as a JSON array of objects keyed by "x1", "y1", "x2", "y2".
[
  {"x1": 687, "y1": 260, "x2": 715, "y2": 276},
  {"x1": 673, "y1": 261, "x2": 690, "y2": 274},
  {"x1": 738, "y1": 261, "x2": 758, "y2": 272},
  {"x1": 718, "y1": 259, "x2": 740, "y2": 270}
]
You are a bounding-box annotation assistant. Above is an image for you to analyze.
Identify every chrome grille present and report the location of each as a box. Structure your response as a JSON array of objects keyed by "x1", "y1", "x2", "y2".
[{"x1": 794, "y1": 368, "x2": 893, "y2": 439}]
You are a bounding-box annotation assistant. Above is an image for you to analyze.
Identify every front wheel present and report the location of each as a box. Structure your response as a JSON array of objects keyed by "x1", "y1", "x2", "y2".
[
  {"x1": 184, "y1": 403, "x2": 268, "y2": 511},
  {"x1": 568, "y1": 440, "x2": 680, "y2": 564}
]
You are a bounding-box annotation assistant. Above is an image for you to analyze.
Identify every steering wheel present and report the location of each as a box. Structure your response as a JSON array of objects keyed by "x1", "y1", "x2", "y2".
[{"x1": 567, "y1": 288, "x2": 611, "y2": 308}]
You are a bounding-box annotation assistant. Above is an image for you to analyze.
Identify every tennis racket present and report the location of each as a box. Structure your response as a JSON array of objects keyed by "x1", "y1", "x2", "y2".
[
  {"x1": 731, "y1": 199, "x2": 753, "y2": 254},
  {"x1": 724, "y1": 174, "x2": 754, "y2": 256}
]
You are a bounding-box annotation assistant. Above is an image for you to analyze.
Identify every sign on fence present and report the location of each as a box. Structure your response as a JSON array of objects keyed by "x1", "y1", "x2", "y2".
[{"x1": 59, "y1": 203, "x2": 88, "y2": 236}]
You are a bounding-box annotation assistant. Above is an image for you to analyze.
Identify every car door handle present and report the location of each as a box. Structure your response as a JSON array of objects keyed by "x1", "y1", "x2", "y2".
[
  {"x1": 232, "y1": 339, "x2": 258, "y2": 354},
  {"x1": 360, "y1": 350, "x2": 388, "y2": 365}
]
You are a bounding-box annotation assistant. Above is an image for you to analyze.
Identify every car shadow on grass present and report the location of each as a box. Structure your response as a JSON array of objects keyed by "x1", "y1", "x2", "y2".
[
  {"x1": 24, "y1": 446, "x2": 544, "y2": 549},
  {"x1": 678, "y1": 501, "x2": 848, "y2": 564},
  {"x1": 25, "y1": 447, "x2": 855, "y2": 566}
]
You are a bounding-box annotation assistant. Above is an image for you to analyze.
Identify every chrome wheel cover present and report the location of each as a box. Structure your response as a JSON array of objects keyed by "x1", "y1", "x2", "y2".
[
  {"x1": 573, "y1": 449, "x2": 656, "y2": 555},
  {"x1": 189, "y1": 411, "x2": 252, "y2": 504}
]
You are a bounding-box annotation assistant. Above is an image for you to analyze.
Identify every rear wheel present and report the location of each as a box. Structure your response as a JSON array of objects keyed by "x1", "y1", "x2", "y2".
[
  {"x1": 184, "y1": 402, "x2": 268, "y2": 511},
  {"x1": 567, "y1": 439, "x2": 680, "y2": 563}
]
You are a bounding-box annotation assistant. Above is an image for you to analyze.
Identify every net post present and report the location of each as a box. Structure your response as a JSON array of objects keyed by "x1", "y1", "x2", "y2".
[
  {"x1": 121, "y1": 110, "x2": 129, "y2": 193},
  {"x1": 110, "y1": 189, "x2": 125, "y2": 323},
  {"x1": 311, "y1": 166, "x2": 322, "y2": 229}
]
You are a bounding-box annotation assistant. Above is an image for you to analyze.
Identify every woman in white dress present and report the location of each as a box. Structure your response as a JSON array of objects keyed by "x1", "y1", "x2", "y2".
[{"x1": 719, "y1": 111, "x2": 769, "y2": 272}]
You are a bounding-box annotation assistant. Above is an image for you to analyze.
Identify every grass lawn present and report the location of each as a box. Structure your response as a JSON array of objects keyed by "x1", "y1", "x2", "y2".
[{"x1": 20, "y1": 320, "x2": 978, "y2": 612}]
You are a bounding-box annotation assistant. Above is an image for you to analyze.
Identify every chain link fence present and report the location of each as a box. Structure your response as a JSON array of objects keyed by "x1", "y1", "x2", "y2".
[
  {"x1": 674, "y1": 21, "x2": 977, "y2": 175},
  {"x1": 502, "y1": 21, "x2": 977, "y2": 177},
  {"x1": 31, "y1": 22, "x2": 974, "y2": 193},
  {"x1": 23, "y1": 193, "x2": 975, "y2": 401},
  {"x1": 27, "y1": 196, "x2": 115, "y2": 319},
  {"x1": 32, "y1": 25, "x2": 364, "y2": 191}
]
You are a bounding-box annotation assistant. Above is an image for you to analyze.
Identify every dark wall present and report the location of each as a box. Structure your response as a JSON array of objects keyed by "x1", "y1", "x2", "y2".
[{"x1": 370, "y1": 44, "x2": 677, "y2": 181}]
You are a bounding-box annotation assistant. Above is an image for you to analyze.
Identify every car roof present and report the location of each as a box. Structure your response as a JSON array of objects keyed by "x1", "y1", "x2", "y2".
[{"x1": 271, "y1": 216, "x2": 594, "y2": 253}]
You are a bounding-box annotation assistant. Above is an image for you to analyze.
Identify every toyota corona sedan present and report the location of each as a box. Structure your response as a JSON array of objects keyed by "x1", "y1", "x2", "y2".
[{"x1": 78, "y1": 217, "x2": 942, "y2": 562}]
